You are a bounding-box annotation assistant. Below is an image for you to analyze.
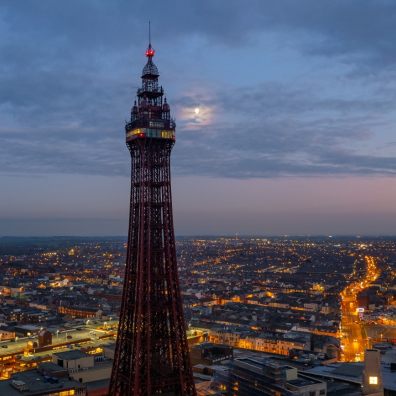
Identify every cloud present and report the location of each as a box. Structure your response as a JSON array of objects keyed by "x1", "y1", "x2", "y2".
[
  {"x1": 173, "y1": 125, "x2": 396, "y2": 179},
  {"x1": 1, "y1": 1, "x2": 396, "y2": 179},
  {"x1": 172, "y1": 80, "x2": 396, "y2": 178},
  {"x1": 1, "y1": 73, "x2": 396, "y2": 178},
  {"x1": 2, "y1": 1, "x2": 396, "y2": 64}
]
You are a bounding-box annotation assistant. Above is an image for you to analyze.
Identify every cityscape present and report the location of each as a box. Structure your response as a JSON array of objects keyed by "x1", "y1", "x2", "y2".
[
  {"x1": 1, "y1": 1, "x2": 396, "y2": 396},
  {"x1": 0, "y1": 236, "x2": 394, "y2": 394}
]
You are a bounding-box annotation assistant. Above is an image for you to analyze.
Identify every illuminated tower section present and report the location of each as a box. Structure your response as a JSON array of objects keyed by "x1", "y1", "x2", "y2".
[{"x1": 109, "y1": 41, "x2": 196, "y2": 396}]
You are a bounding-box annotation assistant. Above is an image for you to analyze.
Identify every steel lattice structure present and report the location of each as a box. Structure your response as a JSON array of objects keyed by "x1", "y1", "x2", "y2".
[{"x1": 108, "y1": 40, "x2": 196, "y2": 396}]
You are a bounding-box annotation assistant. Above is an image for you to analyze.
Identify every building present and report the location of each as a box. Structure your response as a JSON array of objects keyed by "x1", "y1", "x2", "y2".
[
  {"x1": 58, "y1": 305, "x2": 98, "y2": 319},
  {"x1": 0, "y1": 367, "x2": 85, "y2": 395},
  {"x1": 0, "y1": 328, "x2": 15, "y2": 341},
  {"x1": 362, "y1": 349, "x2": 384, "y2": 396},
  {"x1": 53, "y1": 350, "x2": 95, "y2": 372},
  {"x1": 52, "y1": 350, "x2": 112, "y2": 396},
  {"x1": 108, "y1": 34, "x2": 196, "y2": 395},
  {"x1": 38, "y1": 329, "x2": 52, "y2": 347},
  {"x1": 208, "y1": 329, "x2": 309, "y2": 356},
  {"x1": 214, "y1": 356, "x2": 327, "y2": 395},
  {"x1": 304, "y1": 350, "x2": 396, "y2": 396},
  {"x1": 191, "y1": 343, "x2": 233, "y2": 366}
]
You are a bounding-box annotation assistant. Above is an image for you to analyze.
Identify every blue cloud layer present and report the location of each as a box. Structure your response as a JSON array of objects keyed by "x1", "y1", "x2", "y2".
[{"x1": 1, "y1": 0, "x2": 396, "y2": 178}]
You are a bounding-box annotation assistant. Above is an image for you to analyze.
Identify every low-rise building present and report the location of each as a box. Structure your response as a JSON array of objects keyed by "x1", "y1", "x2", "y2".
[
  {"x1": 53, "y1": 350, "x2": 94, "y2": 372},
  {"x1": 214, "y1": 356, "x2": 327, "y2": 395},
  {"x1": 0, "y1": 368, "x2": 85, "y2": 395}
]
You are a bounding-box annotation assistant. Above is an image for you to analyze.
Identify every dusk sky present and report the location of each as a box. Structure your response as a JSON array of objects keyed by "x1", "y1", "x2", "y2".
[{"x1": 1, "y1": 1, "x2": 396, "y2": 236}]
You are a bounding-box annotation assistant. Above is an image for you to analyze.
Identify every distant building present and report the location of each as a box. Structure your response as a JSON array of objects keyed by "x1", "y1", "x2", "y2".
[
  {"x1": 58, "y1": 305, "x2": 98, "y2": 319},
  {"x1": 0, "y1": 368, "x2": 85, "y2": 395},
  {"x1": 304, "y1": 353, "x2": 396, "y2": 395},
  {"x1": 38, "y1": 329, "x2": 52, "y2": 347},
  {"x1": 191, "y1": 343, "x2": 233, "y2": 366},
  {"x1": 0, "y1": 328, "x2": 15, "y2": 341},
  {"x1": 13, "y1": 324, "x2": 41, "y2": 337},
  {"x1": 53, "y1": 350, "x2": 94, "y2": 372},
  {"x1": 52, "y1": 349, "x2": 111, "y2": 395},
  {"x1": 208, "y1": 329, "x2": 309, "y2": 356},
  {"x1": 214, "y1": 356, "x2": 327, "y2": 395}
]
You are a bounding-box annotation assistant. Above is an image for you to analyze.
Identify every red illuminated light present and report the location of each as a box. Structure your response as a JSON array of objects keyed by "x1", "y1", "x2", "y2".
[{"x1": 145, "y1": 48, "x2": 155, "y2": 57}]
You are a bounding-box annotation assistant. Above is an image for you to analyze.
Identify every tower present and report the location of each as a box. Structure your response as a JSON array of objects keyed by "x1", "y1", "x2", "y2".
[{"x1": 108, "y1": 38, "x2": 196, "y2": 396}]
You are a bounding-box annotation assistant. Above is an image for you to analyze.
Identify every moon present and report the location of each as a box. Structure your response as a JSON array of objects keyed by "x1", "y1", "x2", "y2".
[{"x1": 194, "y1": 107, "x2": 200, "y2": 115}]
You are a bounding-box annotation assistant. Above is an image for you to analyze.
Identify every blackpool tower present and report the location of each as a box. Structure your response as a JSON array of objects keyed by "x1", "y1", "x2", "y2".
[{"x1": 108, "y1": 38, "x2": 196, "y2": 396}]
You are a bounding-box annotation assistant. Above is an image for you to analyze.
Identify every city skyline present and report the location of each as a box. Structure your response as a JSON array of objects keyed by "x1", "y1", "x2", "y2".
[
  {"x1": 0, "y1": 235, "x2": 394, "y2": 393},
  {"x1": 1, "y1": 1, "x2": 396, "y2": 236}
]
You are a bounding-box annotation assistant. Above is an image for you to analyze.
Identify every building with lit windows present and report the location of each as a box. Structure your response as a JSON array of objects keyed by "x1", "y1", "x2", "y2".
[
  {"x1": 208, "y1": 329, "x2": 309, "y2": 356},
  {"x1": 214, "y1": 357, "x2": 327, "y2": 396},
  {"x1": 0, "y1": 368, "x2": 85, "y2": 395}
]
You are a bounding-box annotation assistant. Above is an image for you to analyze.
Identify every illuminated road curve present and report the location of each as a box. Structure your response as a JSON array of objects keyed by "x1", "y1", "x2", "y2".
[{"x1": 340, "y1": 256, "x2": 380, "y2": 362}]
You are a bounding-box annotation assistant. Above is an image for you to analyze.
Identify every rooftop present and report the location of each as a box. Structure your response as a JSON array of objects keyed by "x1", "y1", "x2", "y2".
[
  {"x1": 306, "y1": 357, "x2": 396, "y2": 392},
  {"x1": 53, "y1": 349, "x2": 89, "y2": 360},
  {"x1": 0, "y1": 369, "x2": 83, "y2": 396},
  {"x1": 288, "y1": 376, "x2": 320, "y2": 387}
]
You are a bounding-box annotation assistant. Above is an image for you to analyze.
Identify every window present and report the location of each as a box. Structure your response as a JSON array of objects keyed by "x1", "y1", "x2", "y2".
[
  {"x1": 369, "y1": 376, "x2": 378, "y2": 385},
  {"x1": 161, "y1": 130, "x2": 174, "y2": 139},
  {"x1": 58, "y1": 391, "x2": 75, "y2": 396}
]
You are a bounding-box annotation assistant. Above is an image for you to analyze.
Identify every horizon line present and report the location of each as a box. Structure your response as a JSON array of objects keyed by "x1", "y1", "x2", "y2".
[{"x1": 1, "y1": 234, "x2": 396, "y2": 239}]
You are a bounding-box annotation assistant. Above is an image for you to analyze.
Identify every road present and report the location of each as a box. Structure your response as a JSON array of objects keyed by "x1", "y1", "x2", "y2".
[{"x1": 340, "y1": 255, "x2": 380, "y2": 362}]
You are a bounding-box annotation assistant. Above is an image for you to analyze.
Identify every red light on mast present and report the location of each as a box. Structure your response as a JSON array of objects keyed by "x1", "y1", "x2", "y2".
[{"x1": 145, "y1": 46, "x2": 155, "y2": 57}]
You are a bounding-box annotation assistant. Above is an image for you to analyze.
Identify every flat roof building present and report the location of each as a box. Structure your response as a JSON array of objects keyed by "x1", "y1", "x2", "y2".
[
  {"x1": 214, "y1": 356, "x2": 327, "y2": 395},
  {"x1": 0, "y1": 368, "x2": 85, "y2": 396}
]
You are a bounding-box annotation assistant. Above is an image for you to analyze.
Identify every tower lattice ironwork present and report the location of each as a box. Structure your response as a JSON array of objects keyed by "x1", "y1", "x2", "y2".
[{"x1": 109, "y1": 39, "x2": 196, "y2": 396}]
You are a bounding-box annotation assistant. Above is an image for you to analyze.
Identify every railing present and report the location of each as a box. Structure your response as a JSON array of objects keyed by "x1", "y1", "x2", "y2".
[
  {"x1": 126, "y1": 118, "x2": 175, "y2": 131},
  {"x1": 137, "y1": 87, "x2": 163, "y2": 95}
]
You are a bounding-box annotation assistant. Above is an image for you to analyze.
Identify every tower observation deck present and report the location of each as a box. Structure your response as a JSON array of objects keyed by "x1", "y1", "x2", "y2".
[
  {"x1": 108, "y1": 39, "x2": 196, "y2": 396},
  {"x1": 125, "y1": 42, "x2": 176, "y2": 143}
]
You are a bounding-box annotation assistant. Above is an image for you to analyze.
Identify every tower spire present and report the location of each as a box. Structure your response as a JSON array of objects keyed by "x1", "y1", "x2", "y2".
[
  {"x1": 145, "y1": 21, "x2": 155, "y2": 58},
  {"x1": 149, "y1": 20, "x2": 151, "y2": 47}
]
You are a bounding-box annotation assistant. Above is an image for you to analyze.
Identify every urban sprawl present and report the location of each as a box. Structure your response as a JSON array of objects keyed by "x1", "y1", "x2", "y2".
[{"x1": 0, "y1": 236, "x2": 395, "y2": 395}]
